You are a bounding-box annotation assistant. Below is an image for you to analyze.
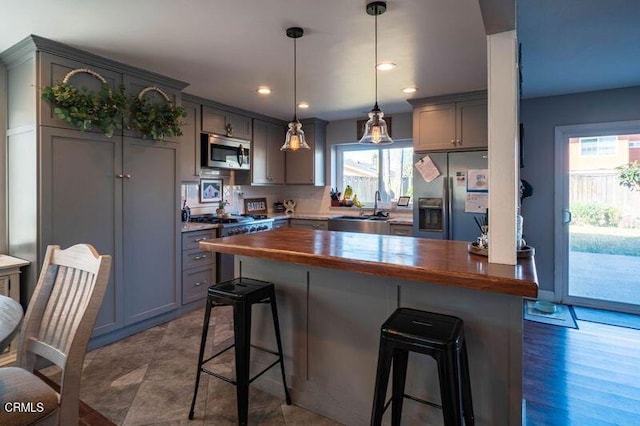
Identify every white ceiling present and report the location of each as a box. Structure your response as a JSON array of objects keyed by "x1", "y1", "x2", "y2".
[
  {"x1": 518, "y1": 0, "x2": 640, "y2": 99},
  {"x1": 6, "y1": 1, "x2": 634, "y2": 120},
  {"x1": 0, "y1": 0, "x2": 488, "y2": 121}
]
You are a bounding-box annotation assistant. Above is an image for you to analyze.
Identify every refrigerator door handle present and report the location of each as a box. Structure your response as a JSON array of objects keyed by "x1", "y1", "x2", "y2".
[
  {"x1": 447, "y1": 177, "x2": 454, "y2": 240},
  {"x1": 442, "y1": 177, "x2": 449, "y2": 239}
]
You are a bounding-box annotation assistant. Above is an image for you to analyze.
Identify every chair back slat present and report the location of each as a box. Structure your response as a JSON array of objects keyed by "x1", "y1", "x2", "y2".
[{"x1": 34, "y1": 261, "x2": 100, "y2": 365}]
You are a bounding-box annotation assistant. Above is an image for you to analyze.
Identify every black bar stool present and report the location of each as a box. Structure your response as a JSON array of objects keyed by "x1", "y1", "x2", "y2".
[
  {"x1": 371, "y1": 307, "x2": 474, "y2": 426},
  {"x1": 188, "y1": 277, "x2": 291, "y2": 425}
]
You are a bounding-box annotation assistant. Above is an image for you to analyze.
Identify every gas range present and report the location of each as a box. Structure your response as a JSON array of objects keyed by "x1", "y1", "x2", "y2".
[{"x1": 189, "y1": 214, "x2": 273, "y2": 237}]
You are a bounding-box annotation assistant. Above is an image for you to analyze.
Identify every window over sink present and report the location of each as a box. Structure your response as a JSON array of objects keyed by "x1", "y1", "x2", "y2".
[{"x1": 336, "y1": 140, "x2": 413, "y2": 206}]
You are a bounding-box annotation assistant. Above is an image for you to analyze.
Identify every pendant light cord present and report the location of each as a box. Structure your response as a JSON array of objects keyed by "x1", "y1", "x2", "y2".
[
  {"x1": 374, "y1": 10, "x2": 378, "y2": 107},
  {"x1": 293, "y1": 36, "x2": 298, "y2": 122}
]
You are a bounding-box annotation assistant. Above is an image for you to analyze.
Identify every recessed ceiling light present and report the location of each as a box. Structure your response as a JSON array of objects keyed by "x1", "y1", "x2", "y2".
[
  {"x1": 402, "y1": 87, "x2": 418, "y2": 94},
  {"x1": 257, "y1": 87, "x2": 271, "y2": 95},
  {"x1": 376, "y1": 62, "x2": 397, "y2": 71},
  {"x1": 298, "y1": 102, "x2": 309, "y2": 109}
]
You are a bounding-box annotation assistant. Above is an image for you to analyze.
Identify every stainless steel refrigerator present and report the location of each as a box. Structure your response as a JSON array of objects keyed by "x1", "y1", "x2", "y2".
[{"x1": 413, "y1": 150, "x2": 488, "y2": 241}]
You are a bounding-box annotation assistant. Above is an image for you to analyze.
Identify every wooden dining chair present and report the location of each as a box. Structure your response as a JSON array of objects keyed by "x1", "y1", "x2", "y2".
[{"x1": 0, "y1": 244, "x2": 111, "y2": 425}]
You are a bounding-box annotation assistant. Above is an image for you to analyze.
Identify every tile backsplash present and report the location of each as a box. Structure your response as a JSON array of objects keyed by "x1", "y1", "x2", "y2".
[{"x1": 181, "y1": 178, "x2": 332, "y2": 216}]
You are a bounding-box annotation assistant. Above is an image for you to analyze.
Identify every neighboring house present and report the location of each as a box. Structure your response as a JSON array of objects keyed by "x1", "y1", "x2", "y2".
[{"x1": 569, "y1": 134, "x2": 640, "y2": 171}]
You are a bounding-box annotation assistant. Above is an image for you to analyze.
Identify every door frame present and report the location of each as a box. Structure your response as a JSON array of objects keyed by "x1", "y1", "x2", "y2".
[{"x1": 554, "y1": 120, "x2": 640, "y2": 313}]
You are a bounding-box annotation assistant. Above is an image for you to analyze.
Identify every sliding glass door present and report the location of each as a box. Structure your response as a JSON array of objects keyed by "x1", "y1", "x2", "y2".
[{"x1": 556, "y1": 122, "x2": 640, "y2": 313}]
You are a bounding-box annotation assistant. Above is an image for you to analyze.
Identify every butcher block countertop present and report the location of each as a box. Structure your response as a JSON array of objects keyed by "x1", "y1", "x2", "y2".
[{"x1": 200, "y1": 228, "x2": 538, "y2": 298}]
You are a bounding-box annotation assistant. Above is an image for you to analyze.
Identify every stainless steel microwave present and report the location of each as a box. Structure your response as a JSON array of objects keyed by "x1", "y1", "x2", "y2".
[{"x1": 201, "y1": 134, "x2": 250, "y2": 170}]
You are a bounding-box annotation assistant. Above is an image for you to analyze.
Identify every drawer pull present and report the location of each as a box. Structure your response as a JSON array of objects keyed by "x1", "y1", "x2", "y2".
[
  {"x1": 194, "y1": 255, "x2": 208, "y2": 260},
  {"x1": 194, "y1": 280, "x2": 208, "y2": 287},
  {"x1": 194, "y1": 237, "x2": 209, "y2": 242}
]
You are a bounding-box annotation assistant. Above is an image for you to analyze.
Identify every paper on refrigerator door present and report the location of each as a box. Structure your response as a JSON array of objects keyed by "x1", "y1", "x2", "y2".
[
  {"x1": 415, "y1": 155, "x2": 440, "y2": 182},
  {"x1": 465, "y1": 193, "x2": 488, "y2": 213}
]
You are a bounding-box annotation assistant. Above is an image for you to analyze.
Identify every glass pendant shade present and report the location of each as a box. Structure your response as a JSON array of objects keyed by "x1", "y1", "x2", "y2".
[
  {"x1": 360, "y1": 1, "x2": 393, "y2": 145},
  {"x1": 359, "y1": 106, "x2": 392, "y2": 145},
  {"x1": 281, "y1": 27, "x2": 309, "y2": 152},
  {"x1": 281, "y1": 120, "x2": 309, "y2": 151}
]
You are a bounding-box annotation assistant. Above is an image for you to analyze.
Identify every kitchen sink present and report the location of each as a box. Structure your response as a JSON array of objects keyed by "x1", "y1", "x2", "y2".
[
  {"x1": 331, "y1": 215, "x2": 388, "y2": 221},
  {"x1": 328, "y1": 215, "x2": 391, "y2": 234}
]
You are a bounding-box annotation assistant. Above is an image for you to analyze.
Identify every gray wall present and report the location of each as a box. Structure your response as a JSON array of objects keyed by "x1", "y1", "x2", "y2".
[{"x1": 520, "y1": 85, "x2": 640, "y2": 293}]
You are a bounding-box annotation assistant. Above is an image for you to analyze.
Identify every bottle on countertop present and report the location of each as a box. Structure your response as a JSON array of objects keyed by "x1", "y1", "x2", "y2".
[{"x1": 181, "y1": 200, "x2": 191, "y2": 222}]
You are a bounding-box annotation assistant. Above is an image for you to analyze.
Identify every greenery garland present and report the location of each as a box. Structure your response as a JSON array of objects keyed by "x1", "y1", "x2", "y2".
[
  {"x1": 130, "y1": 91, "x2": 186, "y2": 140},
  {"x1": 41, "y1": 83, "x2": 128, "y2": 138}
]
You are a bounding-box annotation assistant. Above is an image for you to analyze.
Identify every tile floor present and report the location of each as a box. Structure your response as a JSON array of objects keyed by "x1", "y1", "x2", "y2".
[{"x1": 42, "y1": 307, "x2": 341, "y2": 425}]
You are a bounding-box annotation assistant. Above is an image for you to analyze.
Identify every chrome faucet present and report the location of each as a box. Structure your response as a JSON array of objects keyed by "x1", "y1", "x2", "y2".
[{"x1": 373, "y1": 190, "x2": 381, "y2": 216}]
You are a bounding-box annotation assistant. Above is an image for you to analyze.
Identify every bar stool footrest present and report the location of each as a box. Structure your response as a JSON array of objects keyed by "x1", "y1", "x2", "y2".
[
  {"x1": 200, "y1": 344, "x2": 284, "y2": 386},
  {"x1": 381, "y1": 394, "x2": 441, "y2": 416}
]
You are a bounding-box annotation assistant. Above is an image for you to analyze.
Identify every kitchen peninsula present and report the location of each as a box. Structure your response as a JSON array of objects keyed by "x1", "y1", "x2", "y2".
[{"x1": 200, "y1": 228, "x2": 537, "y2": 425}]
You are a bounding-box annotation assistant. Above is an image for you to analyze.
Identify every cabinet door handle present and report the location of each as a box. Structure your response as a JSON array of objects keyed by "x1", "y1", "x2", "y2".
[
  {"x1": 194, "y1": 280, "x2": 208, "y2": 287},
  {"x1": 125, "y1": 174, "x2": 132, "y2": 179},
  {"x1": 116, "y1": 174, "x2": 124, "y2": 178},
  {"x1": 457, "y1": 139, "x2": 462, "y2": 146},
  {"x1": 309, "y1": 177, "x2": 313, "y2": 182},
  {"x1": 194, "y1": 237, "x2": 209, "y2": 242},
  {"x1": 194, "y1": 255, "x2": 208, "y2": 260},
  {"x1": 451, "y1": 139, "x2": 457, "y2": 146}
]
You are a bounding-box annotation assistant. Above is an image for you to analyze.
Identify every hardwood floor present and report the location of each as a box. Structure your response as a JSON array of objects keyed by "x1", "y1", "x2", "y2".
[{"x1": 524, "y1": 317, "x2": 640, "y2": 425}]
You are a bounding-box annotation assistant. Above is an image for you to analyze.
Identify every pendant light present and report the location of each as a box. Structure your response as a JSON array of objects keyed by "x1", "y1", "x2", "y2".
[
  {"x1": 359, "y1": 1, "x2": 393, "y2": 145},
  {"x1": 281, "y1": 27, "x2": 310, "y2": 152}
]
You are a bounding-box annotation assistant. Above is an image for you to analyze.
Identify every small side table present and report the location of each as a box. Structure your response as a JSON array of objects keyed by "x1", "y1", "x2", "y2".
[{"x1": 0, "y1": 255, "x2": 30, "y2": 366}]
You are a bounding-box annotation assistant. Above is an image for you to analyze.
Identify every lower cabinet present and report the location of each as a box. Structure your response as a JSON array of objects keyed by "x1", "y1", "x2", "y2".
[
  {"x1": 289, "y1": 219, "x2": 328, "y2": 230},
  {"x1": 389, "y1": 224, "x2": 414, "y2": 236},
  {"x1": 181, "y1": 229, "x2": 216, "y2": 304}
]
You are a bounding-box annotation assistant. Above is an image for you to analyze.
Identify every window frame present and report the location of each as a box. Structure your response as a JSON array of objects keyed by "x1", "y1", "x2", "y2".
[{"x1": 335, "y1": 139, "x2": 413, "y2": 207}]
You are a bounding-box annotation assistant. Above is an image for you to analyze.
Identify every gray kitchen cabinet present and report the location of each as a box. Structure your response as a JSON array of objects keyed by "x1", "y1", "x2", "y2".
[
  {"x1": 181, "y1": 230, "x2": 216, "y2": 304},
  {"x1": 2, "y1": 35, "x2": 187, "y2": 345},
  {"x1": 410, "y1": 91, "x2": 487, "y2": 151},
  {"x1": 289, "y1": 219, "x2": 328, "y2": 230},
  {"x1": 38, "y1": 52, "x2": 123, "y2": 133},
  {"x1": 178, "y1": 99, "x2": 202, "y2": 181},
  {"x1": 389, "y1": 224, "x2": 414, "y2": 236},
  {"x1": 285, "y1": 118, "x2": 327, "y2": 185},
  {"x1": 123, "y1": 136, "x2": 180, "y2": 325},
  {"x1": 40, "y1": 127, "x2": 123, "y2": 336},
  {"x1": 252, "y1": 119, "x2": 286, "y2": 185},
  {"x1": 202, "y1": 106, "x2": 252, "y2": 141},
  {"x1": 123, "y1": 74, "x2": 183, "y2": 143}
]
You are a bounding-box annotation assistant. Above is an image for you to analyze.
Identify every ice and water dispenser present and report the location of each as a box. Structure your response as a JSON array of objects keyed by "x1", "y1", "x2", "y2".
[{"x1": 418, "y1": 198, "x2": 443, "y2": 232}]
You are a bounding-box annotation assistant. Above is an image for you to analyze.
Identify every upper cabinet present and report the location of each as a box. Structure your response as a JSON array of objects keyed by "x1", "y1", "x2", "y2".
[
  {"x1": 178, "y1": 99, "x2": 202, "y2": 181},
  {"x1": 123, "y1": 74, "x2": 183, "y2": 143},
  {"x1": 285, "y1": 118, "x2": 327, "y2": 185},
  {"x1": 409, "y1": 91, "x2": 487, "y2": 151},
  {"x1": 252, "y1": 119, "x2": 286, "y2": 185},
  {"x1": 202, "y1": 106, "x2": 252, "y2": 141}
]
